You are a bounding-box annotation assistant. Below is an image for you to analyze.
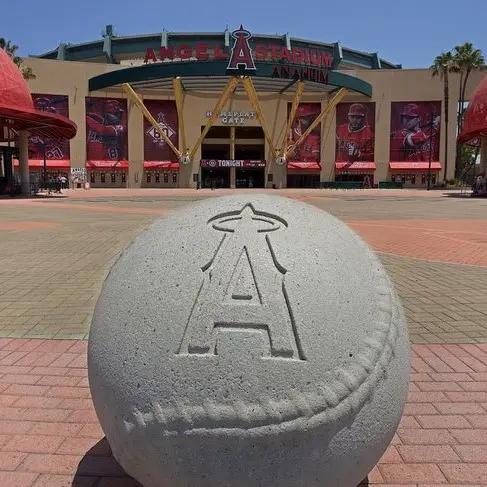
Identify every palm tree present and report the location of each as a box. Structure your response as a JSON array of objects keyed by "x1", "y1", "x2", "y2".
[
  {"x1": 431, "y1": 51, "x2": 455, "y2": 182},
  {"x1": 452, "y1": 43, "x2": 484, "y2": 176},
  {"x1": 453, "y1": 43, "x2": 484, "y2": 133},
  {"x1": 0, "y1": 38, "x2": 35, "y2": 80}
]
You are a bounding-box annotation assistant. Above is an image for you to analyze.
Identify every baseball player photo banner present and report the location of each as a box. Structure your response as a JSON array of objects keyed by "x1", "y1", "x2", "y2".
[
  {"x1": 85, "y1": 97, "x2": 128, "y2": 161},
  {"x1": 29, "y1": 94, "x2": 70, "y2": 160},
  {"x1": 336, "y1": 102, "x2": 375, "y2": 162},
  {"x1": 390, "y1": 101, "x2": 441, "y2": 162},
  {"x1": 288, "y1": 102, "x2": 321, "y2": 162},
  {"x1": 143, "y1": 100, "x2": 178, "y2": 161}
]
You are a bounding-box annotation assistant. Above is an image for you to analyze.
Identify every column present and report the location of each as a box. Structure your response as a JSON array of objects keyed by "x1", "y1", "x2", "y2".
[
  {"x1": 127, "y1": 98, "x2": 144, "y2": 188},
  {"x1": 374, "y1": 98, "x2": 391, "y2": 183},
  {"x1": 17, "y1": 131, "x2": 30, "y2": 196},
  {"x1": 481, "y1": 137, "x2": 487, "y2": 175},
  {"x1": 230, "y1": 126, "x2": 236, "y2": 188},
  {"x1": 321, "y1": 94, "x2": 336, "y2": 182}
]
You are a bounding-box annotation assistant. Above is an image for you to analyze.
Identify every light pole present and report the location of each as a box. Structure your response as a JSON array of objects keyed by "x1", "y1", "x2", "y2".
[
  {"x1": 42, "y1": 140, "x2": 47, "y2": 190},
  {"x1": 427, "y1": 112, "x2": 434, "y2": 191}
]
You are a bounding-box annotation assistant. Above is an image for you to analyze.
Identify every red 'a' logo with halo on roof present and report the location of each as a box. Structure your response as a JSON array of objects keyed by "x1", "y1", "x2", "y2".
[{"x1": 227, "y1": 25, "x2": 256, "y2": 71}]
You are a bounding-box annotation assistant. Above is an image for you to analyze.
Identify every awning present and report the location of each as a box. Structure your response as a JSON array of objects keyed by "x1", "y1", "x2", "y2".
[
  {"x1": 288, "y1": 162, "x2": 321, "y2": 171},
  {"x1": 335, "y1": 162, "x2": 376, "y2": 171},
  {"x1": 457, "y1": 75, "x2": 487, "y2": 145},
  {"x1": 389, "y1": 162, "x2": 441, "y2": 171},
  {"x1": 144, "y1": 161, "x2": 180, "y2": 170},
  {"x1": 13, "y1": 159, "x2": 70, "y2": 169},
  {"x1": 86, "y1": 161, "x2": 129, "y2": 169},
  {"x1": 0, "y1": 48, "x2": 77, "y2": 142}
]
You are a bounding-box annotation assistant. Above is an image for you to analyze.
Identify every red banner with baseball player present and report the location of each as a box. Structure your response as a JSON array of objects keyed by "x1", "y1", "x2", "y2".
[
  {"x1": 143, "y1": 100, "x2": 178, "y2": 161},
  {"x1": 288, "y1": 103, "x2": 321, "y2": 163},
  {"x1": 29, "y1": 94, "x2": 70, "y2": 160},
  {"x1": 336, "y1": 102, "x2": 375, "y2": 163},
  {"x1": 85, "y1": 97, "x2": 128, "y2": 161},
  {"x1": 390, "y1": 101, "x2": 441, "y2": 162}
]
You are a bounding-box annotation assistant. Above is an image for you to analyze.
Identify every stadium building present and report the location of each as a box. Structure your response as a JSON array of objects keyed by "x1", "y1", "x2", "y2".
[{"x1": 14, "y1": 25, "x2": 485, "y2": 189}]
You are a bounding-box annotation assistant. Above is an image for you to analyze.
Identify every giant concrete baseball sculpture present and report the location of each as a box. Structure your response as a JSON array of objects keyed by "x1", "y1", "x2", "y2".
[{"x1": 88, "y1": 194, "x2": 410, "y2": 487}]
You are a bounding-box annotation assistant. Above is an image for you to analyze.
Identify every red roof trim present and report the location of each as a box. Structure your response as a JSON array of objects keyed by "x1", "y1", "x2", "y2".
[
  {"x1": 86, "y1": 161, "x2": 129, "y2": 169},
  {"x1": 143, "y1": 161, "x2": 180, "y2": 170},
  {"x1": 13, "y1": 159, "x2": 71, "y2": 168},
  {"x1": 335, "y1": 161, "x2": 376, "y2": 170},
  {"x1": 389, "y1": 162, "x2": 441, "y2": 171},
  {"x1": 287, "y1": 162, "x2": 321, "y2": 171}
]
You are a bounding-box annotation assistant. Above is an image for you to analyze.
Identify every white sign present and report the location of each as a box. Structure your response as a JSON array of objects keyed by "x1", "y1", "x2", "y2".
[
  {"x1": 71, "y1": 167, "x2": 87, "y2": 182},
  {"x1": 205, "y1": 111, "x2": 256, "y2": 125},
  {"x1": 146, "y1": 113, "x2": 176, "y2": 146}
]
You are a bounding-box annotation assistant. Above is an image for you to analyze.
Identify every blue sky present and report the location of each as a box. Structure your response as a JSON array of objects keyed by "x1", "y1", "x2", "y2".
[{"x1": 1, "y1": 0, "x2": 485, "y2": 68}]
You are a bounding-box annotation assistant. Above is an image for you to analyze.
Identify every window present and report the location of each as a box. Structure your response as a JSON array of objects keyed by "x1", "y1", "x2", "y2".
[
  {"x1": 421, "y1": 174, "x2": 426, "y2": 184},
  {"x1": 164, "y1": 172, "x2": 169, "y2": 183},
  {"x1": 90, "y1": 172, "x2": 95, "y2": 183},
  {"x1": 146, "y1": 172, "x2": 151, "y2": 183},
  {"x1": 204, "y1": 126, "x2": 230, "y2": 138},
  {"x1": 172, "y1": 172, "x2": 177, "y2": 183},
  {"x1": 155, "y1": 172, "x2": 160, "y2": 183},
  {"x1": 391, "y1": 175, "x2": 396, "y2": 182},
  {"x1": 121, "y1": 172, "x2": 126, "y2": 183},
  {"x1": 411, "y1": 175, "x2": 416, "y2": 185},
  {"x1": 100, "y1": 172, "x2": 105, "y2": 183},
  {"x1": 111, "y1": 173, "x2": 116, "y2": 183},
  {"x1": 432, "y1": 174, "x2": 436, "y2": 185}
]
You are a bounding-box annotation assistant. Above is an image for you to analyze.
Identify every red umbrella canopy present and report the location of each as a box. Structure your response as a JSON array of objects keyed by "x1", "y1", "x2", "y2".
[
  {"x1": 458, "y1": 75, "x2": 487, "y2": 145},
  {"x1": 0, "y1": 48, "x2": 77, "y2": 141}
]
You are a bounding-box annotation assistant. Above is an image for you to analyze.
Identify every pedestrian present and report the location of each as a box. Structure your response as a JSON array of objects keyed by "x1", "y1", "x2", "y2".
[{"x1": 55, "y1": 175, "x2": 62, "y2": 193}]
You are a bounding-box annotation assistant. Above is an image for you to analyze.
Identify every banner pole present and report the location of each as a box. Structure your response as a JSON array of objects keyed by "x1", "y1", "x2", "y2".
[
  {"x1": 241, "y1": 76, "x2": 277, "y2": 159},
  {"x1": 188, "y1": 76, "x2": 240, "y2": 161},
  {"x1": 122, "y1": 83, "x2": 181, "y2": 159},
  {"x1": 172, "y1": 78, "x2": 186, "y2": 154},
  {"x1": 286, "y1": 88, "x2": 347, "y2": 158},
  {"x1": 277, "y1": 80, "x2": 305, "y2": 156}
]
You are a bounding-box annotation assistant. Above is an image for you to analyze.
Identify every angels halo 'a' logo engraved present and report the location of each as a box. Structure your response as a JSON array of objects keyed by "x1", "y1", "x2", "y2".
[
  {"x1": 227, "y1": 25, "x2": 256, "y2": 71},
  {"x1": 178, "y1": 203, "x2": 305, "y2": 361}
]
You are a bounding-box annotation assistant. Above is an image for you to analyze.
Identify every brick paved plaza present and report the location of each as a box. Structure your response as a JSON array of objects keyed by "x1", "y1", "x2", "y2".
[{"x1": 0, "y1": 188, "x2": 486, "y2": 486}]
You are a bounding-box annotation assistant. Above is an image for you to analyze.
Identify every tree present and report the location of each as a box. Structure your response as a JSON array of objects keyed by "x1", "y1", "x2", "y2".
[
  {"x1": 452, "y1": 43, "x2": 484, "y2": 176},
  {"x1": 430, "y1": 51, "x2": 456, "y2": 182},
  {"x1": 0, "y1": 38, "x2": 35, "y2": 80},
  {"x1": 453, "y1": 42, "x2": 484, "y2": 133}
]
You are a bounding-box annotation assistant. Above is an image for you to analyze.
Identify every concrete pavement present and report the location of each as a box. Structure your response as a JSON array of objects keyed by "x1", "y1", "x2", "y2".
[{"x1": 0, "y1": 187, "x2": 486, "y2": 485}]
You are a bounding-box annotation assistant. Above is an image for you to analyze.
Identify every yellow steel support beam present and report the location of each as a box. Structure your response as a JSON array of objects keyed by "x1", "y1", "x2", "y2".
[
  {"x1": 189, "y1": 76, "x2": 240, "y2": 160},
  {"x1": 285, "y1": 88, "x2": 348, "y2": 158},
  {"x1": 172, "y1": 77, "x2": 186, "y2": 154},
  {"x1": 277, "y1": 80, "x2": 305, "y2": 155},
  {"x1": 241, "y1": 76, "x2": 277, "y2": 159},
  {"x1": 122, "y1": 83, "x2": 181, "y2": 159}
]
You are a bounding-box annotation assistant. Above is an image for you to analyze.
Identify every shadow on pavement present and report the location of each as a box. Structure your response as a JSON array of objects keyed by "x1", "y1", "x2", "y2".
[
  {"x1": 72, "y1": 437, "x2": 141, "y2": 486},
  {"x1": 72, "y1": 438, "x2": 372, "y2": 486},
  {"x1": 0, "y1": 194, "x2": 68, "y2": 200}
]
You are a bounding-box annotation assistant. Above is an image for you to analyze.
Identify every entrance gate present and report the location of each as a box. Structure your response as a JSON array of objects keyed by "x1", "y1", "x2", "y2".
[
  {"x1": 201, "y1": 159, "x2": 266, "y2": 189},
  {"x1": 88, "y1": 48, "x2": 373, "y2": 188}
]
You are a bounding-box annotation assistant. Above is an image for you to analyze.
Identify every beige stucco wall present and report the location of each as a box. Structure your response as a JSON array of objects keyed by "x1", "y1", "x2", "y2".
[{"x1": 23, "y1": 57, "x2": 485, "y2": 187}]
